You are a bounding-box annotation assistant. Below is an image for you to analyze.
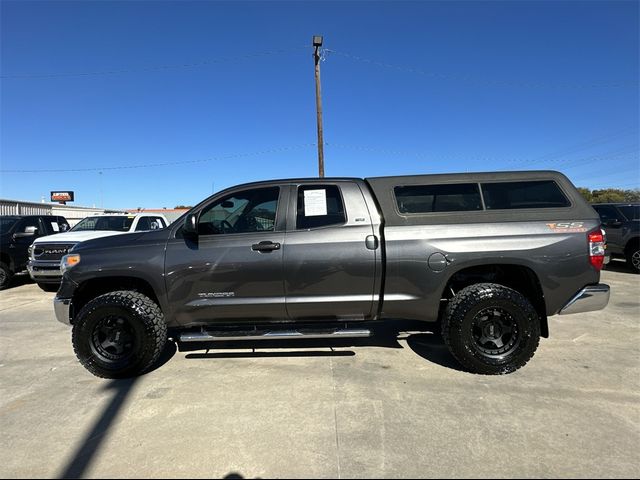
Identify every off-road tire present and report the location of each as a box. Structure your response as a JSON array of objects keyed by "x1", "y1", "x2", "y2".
[
  {"x1": 441, "y1": 283, "x2": 540, "y2": 375},
  {"x1": 72, "y1": 291, "x2": 167, "y2": 379},
  {"x1": 37, "y1": 283, "x2": 59, "y2": 292},
  {"x1": 0, "y1": 262, "x2": 13, "y2": 290}
]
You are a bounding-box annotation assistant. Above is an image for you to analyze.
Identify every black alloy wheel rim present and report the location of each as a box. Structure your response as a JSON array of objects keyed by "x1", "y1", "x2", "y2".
[
  {"x1": 0, "y1": 268, "x2": 6, "y2": 286},
  {"x1": 91, "y1": 315, "x2": 136, "y2": 363},
  {"x1": 471, "y1": 307, "x2": 520, "y2": 357},
  {"x1": 632, "y1": 250, "x2": 640, "y2": 271}
]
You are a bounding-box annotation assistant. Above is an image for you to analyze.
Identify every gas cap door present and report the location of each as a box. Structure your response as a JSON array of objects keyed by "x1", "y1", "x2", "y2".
[{"x1": 428, "y1": 252, "x2": 448, "y2": 272}]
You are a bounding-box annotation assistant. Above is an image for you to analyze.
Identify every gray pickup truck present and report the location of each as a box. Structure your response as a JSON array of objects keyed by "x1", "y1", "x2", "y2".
[{"x1": 54, "y1": 171, "x2": 610, "y2": 378}]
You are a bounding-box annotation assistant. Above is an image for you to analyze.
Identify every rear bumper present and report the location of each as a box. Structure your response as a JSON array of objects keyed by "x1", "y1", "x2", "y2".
[{"x1": 558, "y1": 284, "x2": 610, "y2": 315}]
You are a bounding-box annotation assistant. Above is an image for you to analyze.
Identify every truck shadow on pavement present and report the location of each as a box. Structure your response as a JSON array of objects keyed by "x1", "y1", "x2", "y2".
[
  {"x1": 57, "y1": 342, "x2": 177, "y2": 479},
  {"x1": 603, "y1": 259, "x2": 636, "y2": 274},
  {"x1": 3, "y1": 272, "x2": 34, "y2": 290},
  {"x1": 179, "y1": 320, "x2": 463, "y2": 372},
  {"x1": 58, "y1": 378, "x2": 136, "y2": 479},
  {"x1": 56, "y1": 326, "x2": 459, "y2": 478}
]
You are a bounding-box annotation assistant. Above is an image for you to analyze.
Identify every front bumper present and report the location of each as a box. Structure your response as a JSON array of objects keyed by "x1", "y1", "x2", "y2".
[
  {"x1": 54, "y1": 297, "x2": 72, "y2": 326},
  {"x1": 559, "y1": 284, "x2": 610, "y2": 315},
  {"x1": 28, "y1": 260, "x2": 63, "y2": 282}
]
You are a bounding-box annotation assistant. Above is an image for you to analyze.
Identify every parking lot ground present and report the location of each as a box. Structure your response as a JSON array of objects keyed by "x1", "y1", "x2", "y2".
[{"x1": 1, "y1": 264, "x2": 639, "y2": 479}]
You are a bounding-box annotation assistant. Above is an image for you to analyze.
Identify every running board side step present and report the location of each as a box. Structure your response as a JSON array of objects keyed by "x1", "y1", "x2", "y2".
[{"x1": 179, "y1": 328, "x2": 372, "y2": 343}]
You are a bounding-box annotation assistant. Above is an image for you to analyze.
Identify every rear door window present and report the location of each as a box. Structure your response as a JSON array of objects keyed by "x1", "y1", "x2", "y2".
[
  {"x1": 296, "y1": 185, "x2": 346, "y2": 229},
  {"x1": 134, "y1": 217, "x2": 166, "y2": 231},
  {"x1": 618, "y1": 205, "x2": 640, "y2": 221},
  {"x1": 593, "y1": 205, "x2": 620, "y2": 222},
  {"x1": 481, "y1": 181, "x2": 570, "y2": 210},
  {"x1": 135, "y1": 217, "x2": 151, "y2": 231},
  {"x1": 394, "y1": 183, "x2": 482, "y2": 213},
  {"x1": 48, "y1": 217, "x2": 68, "y2": 233}
]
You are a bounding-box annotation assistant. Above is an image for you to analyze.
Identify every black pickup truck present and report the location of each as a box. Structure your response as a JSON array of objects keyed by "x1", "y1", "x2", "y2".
[
  {"x1": 0, "y1": 215, "x2": 70, "y2": 289},
  {"x1": 54, "y1": 171, "x2": 609, "y2": 378}
]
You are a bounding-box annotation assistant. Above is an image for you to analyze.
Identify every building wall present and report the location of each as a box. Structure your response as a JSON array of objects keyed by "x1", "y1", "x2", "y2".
[
  {"x1": 0, "y1": 199, "x2": 186, "y2": 226},
  {"x1": 0, "y1": 199, "x2": 52, "y2": 216},
  {"x1": 1, "y1": 199, "x2": 124, "y2": 226}
]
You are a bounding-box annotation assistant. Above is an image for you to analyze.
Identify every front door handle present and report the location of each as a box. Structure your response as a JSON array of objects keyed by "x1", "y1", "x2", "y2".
[{"x1": 251, "y1": 241, "x2": 281, "y2": 252}]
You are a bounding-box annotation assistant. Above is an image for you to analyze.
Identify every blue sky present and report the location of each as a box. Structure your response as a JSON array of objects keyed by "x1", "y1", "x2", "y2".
[{"x1": 1, "y1": 0, "x2": 638, "y2": 209}]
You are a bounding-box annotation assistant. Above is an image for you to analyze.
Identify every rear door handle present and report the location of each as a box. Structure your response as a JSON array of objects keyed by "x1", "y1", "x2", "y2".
[{"x1": 251, "y1": 241, "x2": 281, "y2": 252}]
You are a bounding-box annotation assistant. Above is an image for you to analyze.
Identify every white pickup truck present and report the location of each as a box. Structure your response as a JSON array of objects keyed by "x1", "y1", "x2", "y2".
[{"x1": 28, "y1": 213, "x2": 168, "y2": 291}]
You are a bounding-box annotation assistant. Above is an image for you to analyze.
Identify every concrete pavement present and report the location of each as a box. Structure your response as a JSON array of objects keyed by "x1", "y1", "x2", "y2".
[{"x1": 0, "y1": 265, "x2": 638, "y2": 478}]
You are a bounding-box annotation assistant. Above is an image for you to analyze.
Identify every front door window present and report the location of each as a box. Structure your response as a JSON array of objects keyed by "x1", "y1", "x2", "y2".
[{"x1": 198, "y1": 187, "x2": 279, "y2": 235}]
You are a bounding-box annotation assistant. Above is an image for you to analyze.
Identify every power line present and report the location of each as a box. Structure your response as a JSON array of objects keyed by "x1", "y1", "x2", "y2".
[
  {"x1": 326, "y1": 49, "x2": 640, "y2": 89},
  {"x1": 549, "y1": 148, "x2": 638, "y2": 170},
  {"x1": 0, "y1": 47, "x2": 309, "y2": 79},
  {"x1": 571, "y1": 165, "x2": 640, "y2": 184},
  {"x1": 325, "y1": 140, "x2": 639, "y2": 166},
  {"x1": 507, "y1": 129, "x2": 638, "y2": 165},
  {"x1": 0, "y1": 144, "x2": 317, "y2": 173},
  {"x1": 3, "y1": 135, "x2": 636, "y2": 175}
]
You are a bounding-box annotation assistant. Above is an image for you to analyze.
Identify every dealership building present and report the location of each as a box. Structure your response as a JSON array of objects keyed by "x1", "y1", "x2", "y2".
[{"x1": 0, "y1": 198, "x2": 187, "y2": 226}]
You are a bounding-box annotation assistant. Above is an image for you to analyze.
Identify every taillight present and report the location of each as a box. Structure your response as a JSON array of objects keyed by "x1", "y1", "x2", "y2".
[{"x1": 588, "y1": 229, "x2": 605, "y2": 270}]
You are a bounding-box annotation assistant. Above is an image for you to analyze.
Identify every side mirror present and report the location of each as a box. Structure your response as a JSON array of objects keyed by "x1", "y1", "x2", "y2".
[
  {"x1": 221, "y1": 200, "x2": 234, "y2": 208},
  {"x1": 14, "y1": 226, "x2": 37, "y2": 238},
  {"x1": 183, "y1": 214, "x2": 198, "y2": 236}
]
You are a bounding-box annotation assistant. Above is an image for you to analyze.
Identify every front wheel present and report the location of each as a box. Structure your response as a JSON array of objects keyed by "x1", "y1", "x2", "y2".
[
  {"x1": 72, "y1": 291, "x2": 168, "y2": 378},
  {"x1": 0, "y1": 262, "x2": 12, "y2": 290},
  {"x1": 441, "y1": 283, "x2": 540, "y2": 375}
]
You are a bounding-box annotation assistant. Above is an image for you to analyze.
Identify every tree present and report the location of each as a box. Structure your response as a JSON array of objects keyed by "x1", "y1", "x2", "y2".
[
  {"x1": 576, "y1": 187, "x2": 592, "y2": 202},
  {"x1": 174, "y1": 205, "x2": 193, "y2": 209},
  {"x1": 591, "y1": 189, "x2": 626, "y2": 203},
  {"x1": 577, "y1": 187, "x2": 640, "y2": 203}
]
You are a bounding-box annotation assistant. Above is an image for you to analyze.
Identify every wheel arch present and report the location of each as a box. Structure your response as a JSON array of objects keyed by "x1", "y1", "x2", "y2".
[
  {"x1": 624, "y1": 236, "x2": 640, "y2": 256},
  {"x1": 72, "y1": 276, "x2": 162, "y2": 323},
  {"x1": 0, "y1": 251, "x2": 14, "y2": 272},
  {"x1": 624, "y1": 236, "x2": 640, "y2": 272},
  {"x1": 439, "y1": 263, "x2": 549, "y2": 338}
]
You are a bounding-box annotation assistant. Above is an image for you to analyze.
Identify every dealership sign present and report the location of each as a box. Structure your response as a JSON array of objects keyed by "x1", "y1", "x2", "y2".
[{"x1": 51, "y1": 191, "x2": 74, "y2": 203}]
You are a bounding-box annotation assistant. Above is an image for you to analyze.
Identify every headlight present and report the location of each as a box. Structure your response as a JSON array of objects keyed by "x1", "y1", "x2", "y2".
[
  {"x1": 28, "y1": 244, "x2": 35, "y2": 260},
  {"x1": 61, "y1": 254, "x2": 81, "y2": 273}
]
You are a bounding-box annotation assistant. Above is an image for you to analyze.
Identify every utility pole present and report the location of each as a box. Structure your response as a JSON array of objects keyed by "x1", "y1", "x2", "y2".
[
  {"x1": 99, "y1": 171, "x2": 103, "y2": 208},
  {"x1": 313, "y1": 35, "x2": 325, "y2": 178}
]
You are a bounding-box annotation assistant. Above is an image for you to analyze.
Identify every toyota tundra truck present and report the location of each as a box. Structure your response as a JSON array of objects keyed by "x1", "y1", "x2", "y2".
[{"x1": 53, "y1": 171, "x2": 610, "y2": 378}]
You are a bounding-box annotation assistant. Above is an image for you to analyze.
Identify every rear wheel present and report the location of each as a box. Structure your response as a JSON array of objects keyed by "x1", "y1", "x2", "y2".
[
  {"x1": 442, "y1": 283, "x2": 540, "y2": 375},
  {"x1": 72, "y1": 291, "x2": 167, "y2": 378},
  {"x1": 0, "y1": 262, "x2": 13, "y2": 290}
]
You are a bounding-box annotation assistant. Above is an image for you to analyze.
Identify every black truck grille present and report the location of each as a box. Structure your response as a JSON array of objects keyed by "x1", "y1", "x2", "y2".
[{"x1": 32, "y1": 243, "x2": 76, "y2": 261}]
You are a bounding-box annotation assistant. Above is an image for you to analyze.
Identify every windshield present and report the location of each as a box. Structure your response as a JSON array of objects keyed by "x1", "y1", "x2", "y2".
[
  {"x1": 71, "y1": 216, "x2": 135, "y2": 232},
  {"x1": 0, "y1": 217, "x2": 19, "y2": 234},
  {"x1": 619, "y1": 206, "x2": 640, "y2": 221}
]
